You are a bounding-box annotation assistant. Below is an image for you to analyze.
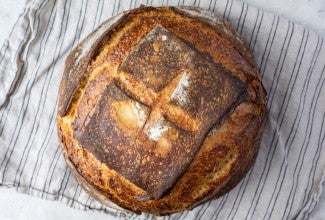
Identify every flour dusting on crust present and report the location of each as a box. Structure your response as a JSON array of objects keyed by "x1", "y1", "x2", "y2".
[
  {"x1": 147, "y1": 119, "x2": 169, "y2": 141},
  {"x1": 170, "y1": 71, "x2": 190, "y2": 105}
]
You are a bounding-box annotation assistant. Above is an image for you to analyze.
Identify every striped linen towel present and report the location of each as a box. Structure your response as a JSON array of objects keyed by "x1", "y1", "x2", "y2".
[{"x1": 0, "y1": 0, "x2": 324, "y2": 219}]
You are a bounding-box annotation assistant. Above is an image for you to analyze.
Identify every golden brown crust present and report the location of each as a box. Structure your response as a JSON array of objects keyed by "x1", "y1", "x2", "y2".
[{"x1": 57, "y1": 6, "x2": 267, "y2": 215}]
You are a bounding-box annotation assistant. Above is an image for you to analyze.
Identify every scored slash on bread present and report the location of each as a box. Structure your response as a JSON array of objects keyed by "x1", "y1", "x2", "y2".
[{"x1": 57, "y1": 6, "x2": 267, "y2": 215}]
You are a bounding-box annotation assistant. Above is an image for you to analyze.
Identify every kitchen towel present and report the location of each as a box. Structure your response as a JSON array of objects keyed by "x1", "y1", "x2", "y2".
[{"x1": 0, "y1": 0, "x2": 324, "y2": 219}]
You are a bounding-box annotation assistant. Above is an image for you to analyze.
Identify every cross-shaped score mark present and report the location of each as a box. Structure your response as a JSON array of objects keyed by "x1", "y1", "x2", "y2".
[{"x1": 115, "y1": 69, "x2": 200, "y2": 137}]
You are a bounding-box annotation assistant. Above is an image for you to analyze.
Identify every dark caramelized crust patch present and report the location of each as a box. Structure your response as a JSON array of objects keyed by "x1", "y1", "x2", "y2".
[
  {"x1": 120, "y1": 25, "x2": 193, "y2": 91},
  {"x1": 167, "y1": 56, "x2": 248, "y2": 129},
  {"x1": 74, "y1": 84, "x2": 147, "y2": 181}
]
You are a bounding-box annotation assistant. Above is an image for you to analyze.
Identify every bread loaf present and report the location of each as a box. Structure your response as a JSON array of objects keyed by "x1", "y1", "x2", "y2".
[{"x1": 57, "y1": 6, "x2": 267, "y2": 215}]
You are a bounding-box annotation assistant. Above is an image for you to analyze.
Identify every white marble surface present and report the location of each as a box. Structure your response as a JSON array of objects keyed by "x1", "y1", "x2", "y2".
[{"x1": 0, "y1": 0, "x2": 324, "y2": 219}]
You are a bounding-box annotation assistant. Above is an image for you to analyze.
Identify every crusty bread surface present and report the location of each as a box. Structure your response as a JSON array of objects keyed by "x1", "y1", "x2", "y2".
[{"x1": 57, "y1": 6, "x2": 267, "y2": 215}]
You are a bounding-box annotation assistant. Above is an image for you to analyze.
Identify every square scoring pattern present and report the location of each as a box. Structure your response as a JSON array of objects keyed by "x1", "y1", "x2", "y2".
[{"x1": 77, "y1": 25, "x2": 247, "y2": 199}]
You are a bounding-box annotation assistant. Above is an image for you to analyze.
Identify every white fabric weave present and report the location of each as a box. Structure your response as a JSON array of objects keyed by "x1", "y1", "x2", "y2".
[{"x1": 0, "y1": 0, "x2": 324, "y2": 219}]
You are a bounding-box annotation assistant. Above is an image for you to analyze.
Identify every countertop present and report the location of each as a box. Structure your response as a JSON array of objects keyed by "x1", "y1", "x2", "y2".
[{"x1": 0, "y1": 0, "x2": 324, "y2": 219}]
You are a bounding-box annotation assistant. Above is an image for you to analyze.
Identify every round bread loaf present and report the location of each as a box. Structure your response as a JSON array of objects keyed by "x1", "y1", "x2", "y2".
[{"x1": 57, "y1": 6, "x2": 267, "y2": 215}]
